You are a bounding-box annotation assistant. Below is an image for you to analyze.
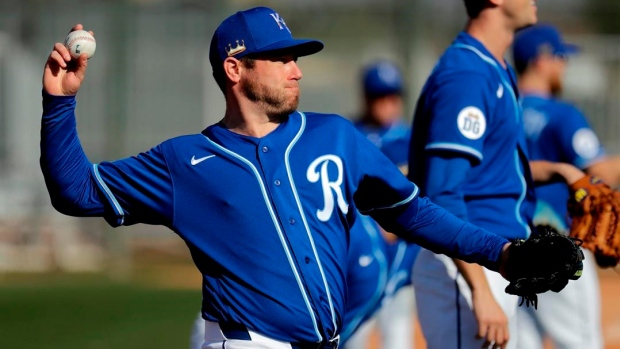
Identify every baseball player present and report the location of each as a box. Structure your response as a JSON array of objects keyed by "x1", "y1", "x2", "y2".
[
  {"x1": 407, "y1": 1, "x2": 587, "y2": 349},
  {"x1": 190, "y1": 60, "x2": 418, "y2": 349},
  {"x1": 42, "y1": 7, "x2": 523, "y2": 349},
  {"x1": 513, "y1": 24, "x2": 612, "y2": 349}
]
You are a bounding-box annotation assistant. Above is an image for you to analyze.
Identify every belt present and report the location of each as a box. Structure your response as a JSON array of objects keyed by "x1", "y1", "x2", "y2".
[{"x1": 219, "y1": 322, "x2": 339, "y2": 349}]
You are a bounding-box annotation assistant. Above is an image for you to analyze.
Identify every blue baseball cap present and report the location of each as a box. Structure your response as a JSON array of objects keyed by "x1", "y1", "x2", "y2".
[
  {"x1": 513, "y1": 24, "x2": 579, "y2": 68},
  {"x1": 362, "y1": 60, "x2": 404, "y2": 97},
  {"x1": 209, "y1": 7, "x2": 324, "y2": 71}
]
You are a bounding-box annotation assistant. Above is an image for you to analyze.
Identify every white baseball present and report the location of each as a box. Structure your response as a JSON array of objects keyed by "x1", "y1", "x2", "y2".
[{"x1": 64, "y1": 30, "x2": 96, "y2": 59}]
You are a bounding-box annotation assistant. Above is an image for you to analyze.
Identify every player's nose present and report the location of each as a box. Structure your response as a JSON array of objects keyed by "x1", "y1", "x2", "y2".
[{"x1": 290, "y1": 61, "x2": 302, "y2": 81}]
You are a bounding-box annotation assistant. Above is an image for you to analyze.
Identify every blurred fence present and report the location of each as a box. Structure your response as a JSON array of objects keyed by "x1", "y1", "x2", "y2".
[{"x1": 0, "y1": 0, "x2": 619, "y2": 273}]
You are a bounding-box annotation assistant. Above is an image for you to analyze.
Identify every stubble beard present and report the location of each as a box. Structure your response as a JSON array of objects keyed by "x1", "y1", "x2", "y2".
[{"x1": 241, "y1": 74, "x2": 299, "y2": 119}]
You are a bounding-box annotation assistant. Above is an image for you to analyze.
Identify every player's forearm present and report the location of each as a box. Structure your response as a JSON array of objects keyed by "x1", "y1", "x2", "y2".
[
  {"x1": 377, "y1": 197, "x2": 508, "y2": 271},
  {"x1": 453, "y1": 259, "x2": 494, "y2": 292},
  {"x1": 587, "y1": 157, "x2": 620, "y2": 187},
  {"x1": 529, "y1": 160, "x2": 584, "y2": 185},
  {"x1": 40, "y1": 92, "x2": 104, "y2": 216}
]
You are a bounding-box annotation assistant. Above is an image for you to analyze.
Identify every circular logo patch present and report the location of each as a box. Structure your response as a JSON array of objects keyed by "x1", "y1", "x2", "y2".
[
  {"x1": 457, "y1": 107, "x2": 486, "y2": 140},
  {"x1": 572, "y1": 128, "x2": 600, "y2": 160}
]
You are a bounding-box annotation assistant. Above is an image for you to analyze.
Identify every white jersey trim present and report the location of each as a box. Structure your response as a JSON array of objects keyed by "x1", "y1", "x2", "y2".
[
  {"x1": 93, "y1": 163, "x2": 125, "y2": 226},
  {"x1": 359, "y1": 186, "x2": 419, "y2": 214},
  {"x1": 340, "y1": 215, "x2": 388, "y2": 340},
  {"x1": 425, "y1": 142, "x2": 483, "y2": 161},
  {"x1": 203, "y1": 134, "x2": 324, "y2": 342},
  {"x1": 285, "y1": 111, "x2": 336, "y2": 339}
]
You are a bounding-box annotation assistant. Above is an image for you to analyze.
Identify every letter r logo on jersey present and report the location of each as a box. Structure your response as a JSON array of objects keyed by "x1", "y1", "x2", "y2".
[
  {"x1": 307, "y1": 155, "x2": 349, "y2": 222},
  {"x1": 269, "y1": 13, "x2": 291, "y2": 33}
]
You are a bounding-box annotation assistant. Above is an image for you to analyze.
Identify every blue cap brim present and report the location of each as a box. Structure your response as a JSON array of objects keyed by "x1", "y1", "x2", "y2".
[
  {"x1": 246, "y1": 39, "x2": 324, "y2": 58},
  {"x1": 561, "y1": 43, "x2": 580, "y2": 55}
]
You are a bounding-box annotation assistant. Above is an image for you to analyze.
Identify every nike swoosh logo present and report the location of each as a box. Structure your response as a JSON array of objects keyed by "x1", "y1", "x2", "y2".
[{"x1": 191, "y1": 155, "x2": 215, "y2": 166}]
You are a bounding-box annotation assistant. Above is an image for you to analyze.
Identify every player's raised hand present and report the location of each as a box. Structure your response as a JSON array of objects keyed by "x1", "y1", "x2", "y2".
[{"x1": 43, "y1": 24, "x2": 94, "y2": 96}]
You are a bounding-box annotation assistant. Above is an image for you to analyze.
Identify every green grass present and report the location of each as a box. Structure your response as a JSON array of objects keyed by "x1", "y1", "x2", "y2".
[{"x1": 0, "y1": 273, "x2": 201, "y2": 349}]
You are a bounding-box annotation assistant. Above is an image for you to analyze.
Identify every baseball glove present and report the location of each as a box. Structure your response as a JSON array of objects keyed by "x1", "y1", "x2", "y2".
[
  {"x1": 504, "y1": 225, "x2": 584, "y2": 308},
  {"x1": 568, "y1": 175, "x2": 620, "y2": 268}
]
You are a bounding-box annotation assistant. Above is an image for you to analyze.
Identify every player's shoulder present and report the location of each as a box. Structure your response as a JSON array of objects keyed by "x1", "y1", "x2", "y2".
[
  {"x1": 155, "y1": 133, "x2": 213, "y2": 155},
  {"x1": 428, "y1": 51, "x2": 495, "y2": 91},
  {"x1": 298, "y1": 111, "x2": 356, "y2": 132}
]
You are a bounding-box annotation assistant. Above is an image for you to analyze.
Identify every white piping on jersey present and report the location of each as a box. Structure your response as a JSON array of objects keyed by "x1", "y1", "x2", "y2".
[
  {"x1": 203, "y1": 135, "x2": 323, "y2": 342},
  {"x1": 93, "y1": 163, "x2": 125, "y2": 226},
  {"x1": 358, "y1": 186, "x2": 419, "y2": 214},
  {"x1": 383, "y1": 241, "x2": 408, "y2": 298},
  {"x1": 285, "y1": 111, "x2": 337, "y2": 338},
  {"x1": 453, "y1": 43, "x2": 530, "y2": 236},
  {"x1": 425, "y1": 142, "x2": 483, "y2": 161},
  {"x1": 514, "y1": 150, "x2": 532, "y2": 237},
  {"x1": 340, "y1": 215, "x2": 388, "y2": 340}
]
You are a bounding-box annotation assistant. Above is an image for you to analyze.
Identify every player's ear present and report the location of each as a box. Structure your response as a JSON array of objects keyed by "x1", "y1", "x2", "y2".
[
  {"x1": 488, "y1": 0, "x2": 502, "y2": 6},
  {"x1": 223, "y1": 57, "x2": 242, "y2": 84}
]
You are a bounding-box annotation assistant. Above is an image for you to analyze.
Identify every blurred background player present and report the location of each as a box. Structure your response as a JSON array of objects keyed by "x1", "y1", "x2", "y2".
[
  {"x1": 346, "y1": 60, "x2": 419, "y2": 349},
  {"x1": 512, "y1": 23, "x2": 615, "y2": 349},
  {"x1": 407, "y1": 1, "x2": 586, "y2": 348}
]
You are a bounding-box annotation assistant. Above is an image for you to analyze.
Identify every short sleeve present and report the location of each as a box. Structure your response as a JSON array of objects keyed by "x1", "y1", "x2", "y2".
[
  {"x1": 423, "y1": 72, "x2": 497, "y2": 163},
  {"x1": 351, "y1": 128, "x2": 419, "y2": 214}
]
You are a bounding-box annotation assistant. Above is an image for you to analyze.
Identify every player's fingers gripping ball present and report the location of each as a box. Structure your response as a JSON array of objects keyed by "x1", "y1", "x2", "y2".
[
  {"x1": 504, "y1": 225, "x2": 584, "y2": 308},
  {"x1": 568, "y1": 175, "x2": 620, "y2": 268},
  {"x1": 64, "y1": 29, "x2": 96, "y2": 59}
]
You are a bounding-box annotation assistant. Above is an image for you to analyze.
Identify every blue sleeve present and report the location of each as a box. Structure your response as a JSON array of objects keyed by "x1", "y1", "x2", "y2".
[
  {"x1": 424, "y1": 153, "x2": 471, "y2": 221},
  {"x1": 350, "y1": 129, "x2": 507, "y2": 271},
  {"x1": 40, "y1": 92, "x2": 173, "y2": 227},
  {"x1": 555, "y1": 105, "x2": 606, "y2": 169},
  {"x1": 423, "y1": 72, "x2": 496, "y2": 163}
]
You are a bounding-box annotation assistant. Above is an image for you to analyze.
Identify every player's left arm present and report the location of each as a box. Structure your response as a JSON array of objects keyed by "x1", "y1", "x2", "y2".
[
  {"x1": 350, "y1": 130, "x2": 509, "y2": 271},
  {"x1": 529, "y1": 160, "x2": 585, "y2": 185},
  {"x1": 553, "y1": 104, "x2": 620, "y2": 185}
]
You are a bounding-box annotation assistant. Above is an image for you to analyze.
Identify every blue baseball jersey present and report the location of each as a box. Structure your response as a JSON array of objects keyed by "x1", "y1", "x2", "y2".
[
  {"x1": 354, "y1": 119, "x2": 411, "y2": 172},
  {"x1": 40, "y1": 93, "x2": 508, "y2": 344},
  {"x1": 340, "y1": 118, "x2": 419, "y2": 345},
  {"x1": 522, "y1": 94, "x2": 606, "y2": 230},
  {"x1": 409, "y1": 32, "x2": 536, "y2": 240}
]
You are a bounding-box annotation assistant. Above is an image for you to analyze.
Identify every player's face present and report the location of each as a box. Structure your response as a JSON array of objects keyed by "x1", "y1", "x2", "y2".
[
  {"x1": 549, "y1": 54, "x2": 568, "y2": 95},
  {"x1": 367, "y1": 94, "x2": 404, "y2": 126},
  {"x1": 503, "y1": 0, "x2": 538, "y2": 30},
  {"x1": 240, "y1": 54, "x2": 302, "y2": 117}
]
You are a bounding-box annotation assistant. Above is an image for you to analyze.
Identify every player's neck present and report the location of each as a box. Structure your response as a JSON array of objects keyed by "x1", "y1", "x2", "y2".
[
  {"x1": 465, "y1": 18, "x2": 514, "y2": 68},
  {"x1": 518, "y1": 73, "x2": 552, "y2": 97},
  {"x1": 221, "y1": 99, "x2": 283, "y2": 138}
]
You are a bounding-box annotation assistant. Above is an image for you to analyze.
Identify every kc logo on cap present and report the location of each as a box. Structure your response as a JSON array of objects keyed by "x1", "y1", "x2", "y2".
[
  {"x1": 208, "y1": 6, "x2": 324, "y2": 71},
  {"x1": 269, "y1": 13, "x2": 291, "y2": 33}
]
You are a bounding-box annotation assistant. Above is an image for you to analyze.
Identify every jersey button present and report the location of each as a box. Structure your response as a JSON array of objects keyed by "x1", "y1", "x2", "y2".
[
  {"x1": 305, "y1": 257, "x2": 310, "y2": 264},
  {"x1": 262, "y1": 146, "x2": 269, "y2": 153},
  {"x1": 274, "y1": 180, "x2": 281, "y2": 186},
  {"x1": 289, "y1": 218, "x2": 295, "y2": 225}
]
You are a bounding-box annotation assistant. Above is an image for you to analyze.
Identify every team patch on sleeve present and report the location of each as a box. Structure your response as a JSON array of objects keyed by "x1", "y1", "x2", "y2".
[
  {"x1": 457, "y1": 106, "x2": 486, "y2": 140},
  {"x1": 572, "y1": 128, "x2": 600, "y2": 160}
]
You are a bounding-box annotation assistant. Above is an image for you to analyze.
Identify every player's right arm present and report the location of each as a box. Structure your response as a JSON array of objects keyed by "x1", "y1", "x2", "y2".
[
  {"x1": 41, "y1": 25, "x2": 173, "y2": 227},
  {"x1": 414, "y1": 70, "x2": 509, "y2": 348}
]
